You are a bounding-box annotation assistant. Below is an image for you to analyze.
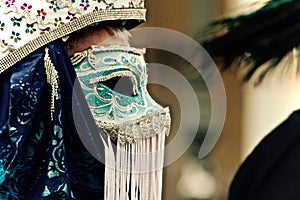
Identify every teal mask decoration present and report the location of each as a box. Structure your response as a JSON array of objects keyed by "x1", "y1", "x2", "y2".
[
  {"x1": 72, "y1": 44, "x2": 170, "y2": 200},
  {"x1": 72, "y1": 45, "x2": 170, "y2": 143}
]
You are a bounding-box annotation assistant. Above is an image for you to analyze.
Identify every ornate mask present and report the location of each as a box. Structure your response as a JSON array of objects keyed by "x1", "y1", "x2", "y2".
[{"x1": 72, "y1": 44, "x2": 170, "y2": 200}]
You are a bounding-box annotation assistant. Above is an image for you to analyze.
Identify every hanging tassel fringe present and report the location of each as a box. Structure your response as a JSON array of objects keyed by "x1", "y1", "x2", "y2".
[
  {"x1": 99, "y1": 108, "x2": 171, "y2": 200},
  {"x1": 44, "y1": 47, "x2": 59, "y2": 120}
]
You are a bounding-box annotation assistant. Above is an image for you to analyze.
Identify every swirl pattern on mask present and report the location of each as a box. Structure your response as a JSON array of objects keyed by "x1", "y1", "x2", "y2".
[{"x1": 74, "y1": 45, "x2": 164, "y2": 123}]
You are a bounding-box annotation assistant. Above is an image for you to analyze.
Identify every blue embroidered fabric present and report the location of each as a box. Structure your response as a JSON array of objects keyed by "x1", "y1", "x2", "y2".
[{"x1": 0, "y1": 40, "x2": 105, "y2": 199}]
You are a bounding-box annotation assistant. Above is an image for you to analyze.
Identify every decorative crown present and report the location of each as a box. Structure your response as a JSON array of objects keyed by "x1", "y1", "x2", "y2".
[{"x1": 0, "y1": 0, "x2": 146, "y2": 72}]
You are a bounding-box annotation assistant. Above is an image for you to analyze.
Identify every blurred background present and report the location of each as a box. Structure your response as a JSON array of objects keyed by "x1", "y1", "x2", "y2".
[{"x1": 135, "y1": 0, "x2": 300, "y2": 200}]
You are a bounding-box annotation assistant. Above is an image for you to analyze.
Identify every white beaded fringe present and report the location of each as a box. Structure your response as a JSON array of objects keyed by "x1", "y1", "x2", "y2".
[{"x1": 101, "y1": 127, "x2": 167, "y2": 200}]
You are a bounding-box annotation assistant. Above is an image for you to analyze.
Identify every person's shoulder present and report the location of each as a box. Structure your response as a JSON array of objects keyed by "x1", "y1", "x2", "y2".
[{"x1": 229, "y1": 109, "x2": 300, "y2": 200}]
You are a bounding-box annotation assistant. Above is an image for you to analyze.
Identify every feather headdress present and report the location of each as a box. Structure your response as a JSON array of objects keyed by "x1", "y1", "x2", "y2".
[{"x1": 202, "y1": 0, "x2": 300, "y2": 83}]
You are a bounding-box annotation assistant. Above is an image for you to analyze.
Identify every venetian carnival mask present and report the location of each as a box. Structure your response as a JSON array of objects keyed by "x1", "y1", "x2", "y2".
[
  {"x1": 72, "y1": 45, "x2": 170, "y2": 143},
  {"x1": 72, "y1": 44, "x2": 170, "y2": 200}
]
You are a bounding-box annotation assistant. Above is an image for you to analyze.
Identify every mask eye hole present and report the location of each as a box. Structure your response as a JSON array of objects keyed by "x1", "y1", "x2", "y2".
[
  {"x1": 100, "y1": 76, "x2": 136, "y2": 97},
  {"x1": 100, "y1": 76, "x2": 120, "y2": 90}
]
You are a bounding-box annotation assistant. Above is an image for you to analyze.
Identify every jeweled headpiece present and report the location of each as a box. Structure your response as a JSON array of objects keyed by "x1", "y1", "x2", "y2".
[{"x1": 0, "y1": 0, "x2": 146, "y2": 72}]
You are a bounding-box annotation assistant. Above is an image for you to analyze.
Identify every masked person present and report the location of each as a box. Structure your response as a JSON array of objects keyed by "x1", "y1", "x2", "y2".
[{"x1": 0, "y1": 0, "x2": 170, "y2": 199}]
